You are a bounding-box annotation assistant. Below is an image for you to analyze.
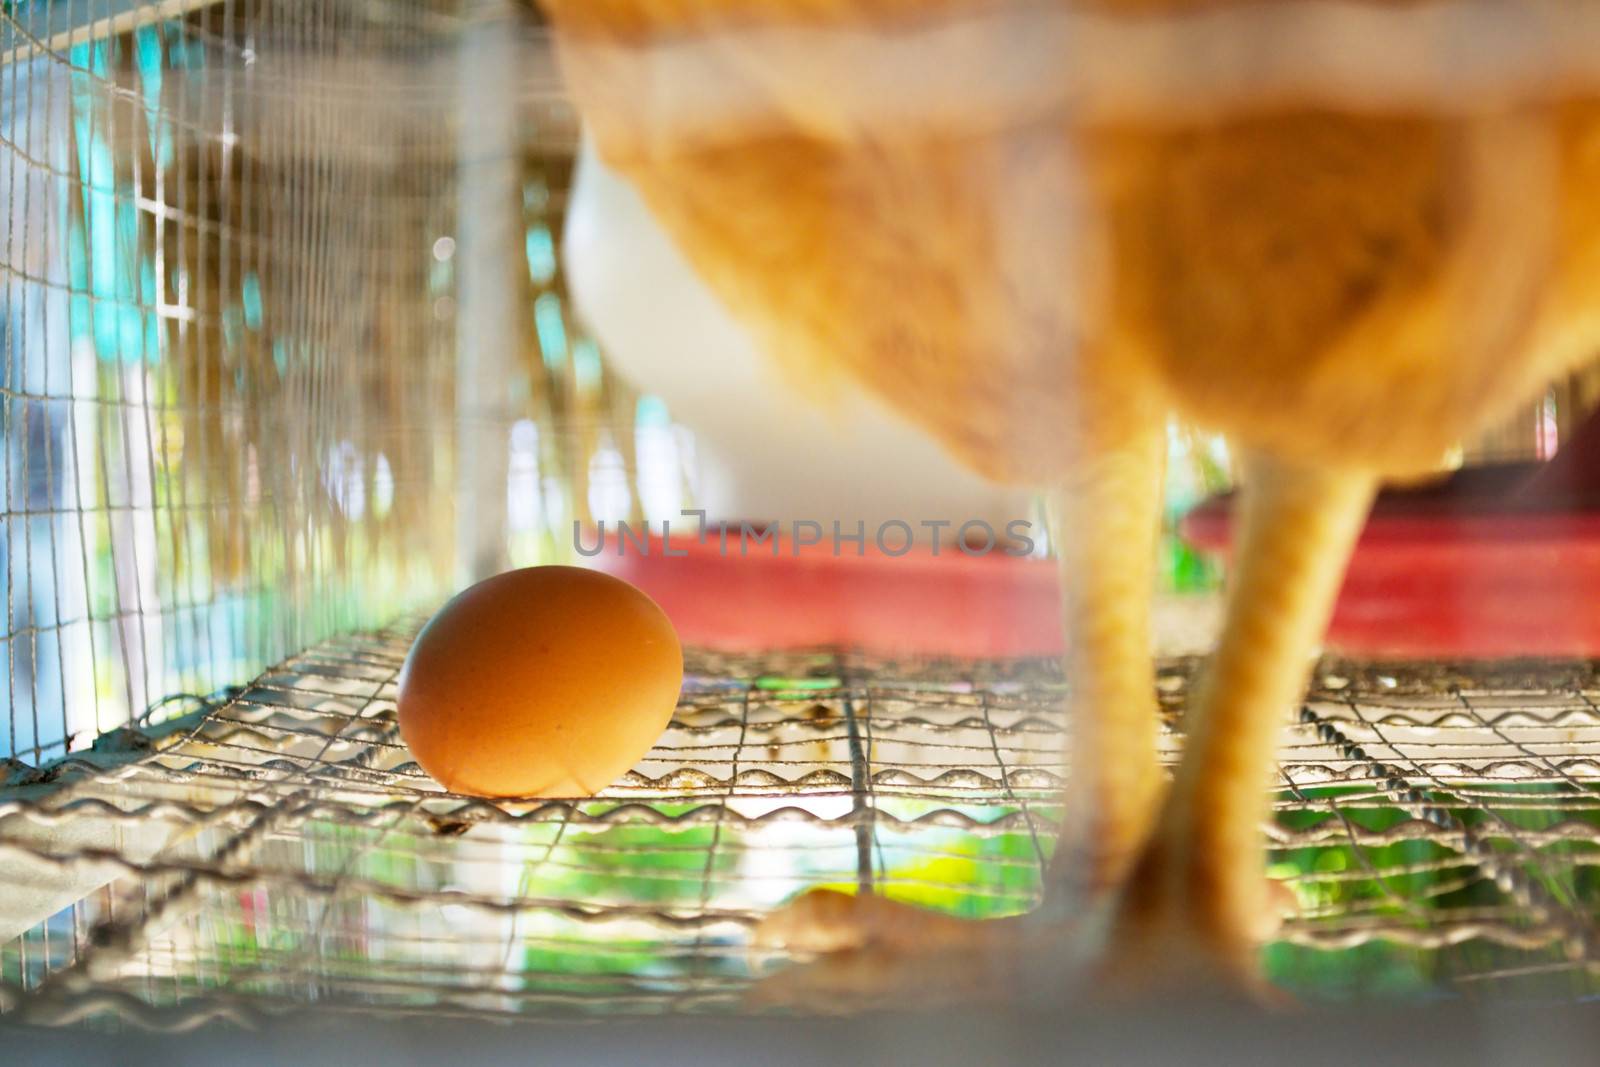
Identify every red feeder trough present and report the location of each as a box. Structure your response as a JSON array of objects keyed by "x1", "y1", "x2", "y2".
[
  {"x1": 593, "y1": 413, "x2": 1600, "y2": 661},
  {"x1": 589, "y1": 527, "x2": 1064, "y2": 660},
  {"x1": 1182, "y1": 412, "x2": 1600, "y2": 659}
]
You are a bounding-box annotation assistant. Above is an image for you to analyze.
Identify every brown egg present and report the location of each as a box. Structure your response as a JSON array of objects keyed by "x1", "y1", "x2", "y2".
[{"x1": 397, "y1": 566, "x2": 683, "y2": 797}]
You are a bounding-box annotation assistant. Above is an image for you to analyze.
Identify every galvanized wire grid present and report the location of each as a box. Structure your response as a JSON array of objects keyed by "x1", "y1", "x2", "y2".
[
  {"x1": 0, "y1": 0, "x2": 641, "y2": 775},
  {"x1": 1, "y1": 621, "x2": 1599, "y2": 1028},
  {"x1": 9, "y1": 0, "x2": 1600, "y2": 1033},
  {"x1": 0, "y1": 0, "x2": 476, "y2": 766}
]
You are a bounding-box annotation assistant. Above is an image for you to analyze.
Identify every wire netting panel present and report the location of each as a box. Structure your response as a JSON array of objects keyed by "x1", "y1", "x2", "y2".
[
  {"x1": 0, "y1": 0, "x2": 664, "y2": 767},
  {"x1": 0, "y1": 0, "x2": 472, "y2": 764},
  {"x1": 9, "y1": 0, "x2": 1600, "y2": 1032},
  {"x1": 2, "y1": 624, "x2": 1598, "y2": 1026}
]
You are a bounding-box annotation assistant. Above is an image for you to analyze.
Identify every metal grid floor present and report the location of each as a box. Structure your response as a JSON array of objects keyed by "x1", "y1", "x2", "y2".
[{"x1": 3, "y1": 620, "x2": 1600, "y2": 1027}]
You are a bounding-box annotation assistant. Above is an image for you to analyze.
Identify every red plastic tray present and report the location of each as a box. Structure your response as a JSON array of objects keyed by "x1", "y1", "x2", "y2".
[
  {"x1": 590, "y1": 415, "x2": 1600, "y2": 660},
  {"x1": 1181, "y1": 462, "x2": 1600, "y2": 659},
  {"x1": 589, "y1": 532, "x2": 1064, "y2": 659}
]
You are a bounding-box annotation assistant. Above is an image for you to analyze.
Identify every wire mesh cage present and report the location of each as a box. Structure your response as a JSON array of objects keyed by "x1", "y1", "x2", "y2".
[
  {"x1": 7, "y1": 0, "x2": 1600, "y2": 1036},
  {"x1": 0, "y1": 0, "x2": 670, "y2": 764},
  {"x1": 6, "y1": 625, "x2": 1600, "y2": 1026}
]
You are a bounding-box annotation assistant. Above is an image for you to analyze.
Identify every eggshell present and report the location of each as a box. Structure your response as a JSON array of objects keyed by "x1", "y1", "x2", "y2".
[{"x1": 397, "y1": 566, "x2": 683, "y2": 797}]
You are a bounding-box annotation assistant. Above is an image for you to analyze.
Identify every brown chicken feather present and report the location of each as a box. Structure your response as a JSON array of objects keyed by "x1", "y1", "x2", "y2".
[{"x1": 540, "y1": 0, "x2": 1600, "y2": 1001}]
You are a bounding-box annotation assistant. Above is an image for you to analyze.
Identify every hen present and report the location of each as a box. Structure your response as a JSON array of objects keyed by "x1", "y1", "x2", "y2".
[{"x1": 538, "y1": 0, "x2": 1600, "y2": 1003}]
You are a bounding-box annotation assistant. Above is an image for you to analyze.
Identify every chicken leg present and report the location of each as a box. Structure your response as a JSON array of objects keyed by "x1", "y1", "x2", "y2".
[
  {"x1": 1111, "y1": 454, "x2": 1375, "y2": 982},
  {"x1": 753, "y1": 395, "x2": 1169, "y2": 980}
]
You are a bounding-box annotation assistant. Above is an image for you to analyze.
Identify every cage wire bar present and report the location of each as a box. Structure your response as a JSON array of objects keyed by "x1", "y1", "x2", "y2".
[
  {"x1": 4, "y1": 625, "x2": 1600, "y2": 1024},
  {"x1": 0, "y1": 0, "x2": 651, "y2": 772},
  {"x1": 6, "y1": 0, "x2": 1600, "y2": 1030},
  {"x1": 0, "y1": 0, "x2": 478, "y2": 766}
]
